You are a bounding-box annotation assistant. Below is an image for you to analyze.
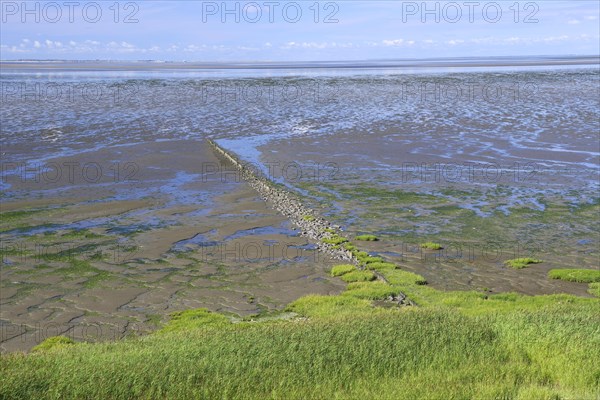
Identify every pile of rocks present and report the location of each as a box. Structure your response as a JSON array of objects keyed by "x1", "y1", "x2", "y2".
[{"x1": 207, "y1": 139, "x2": 355, "y2": 262}]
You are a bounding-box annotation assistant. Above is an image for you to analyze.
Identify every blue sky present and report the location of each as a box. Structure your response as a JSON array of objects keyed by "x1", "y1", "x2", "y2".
[{"x1": 1, "y1": 1, "x2": 598, "y2": 61}]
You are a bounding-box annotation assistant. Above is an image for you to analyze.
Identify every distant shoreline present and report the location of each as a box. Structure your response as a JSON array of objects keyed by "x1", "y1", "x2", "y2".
[{"x1": 1, "y1": 55, "x2": 598, "y2": 71}]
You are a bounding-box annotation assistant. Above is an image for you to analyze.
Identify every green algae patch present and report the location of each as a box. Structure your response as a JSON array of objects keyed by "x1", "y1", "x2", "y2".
[
  {"x1": 505, "y1": 258, "x2": 543, "y2": 269},
  {"x1": 355, "y1": 234, "x2": 378, "y2": 241},
  {"x1": 420, "y1": 242, "x2": 443, "y2": 250}
]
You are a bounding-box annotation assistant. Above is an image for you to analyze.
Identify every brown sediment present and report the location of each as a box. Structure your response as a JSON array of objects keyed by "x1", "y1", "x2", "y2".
[{"x1": 1, "y1": 140, "x2": 346, "y2": 353}]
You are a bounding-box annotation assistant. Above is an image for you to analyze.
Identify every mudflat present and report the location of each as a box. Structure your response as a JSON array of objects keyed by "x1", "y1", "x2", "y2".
[{"x1": 1, "y1": 140, "x2": 343, "y2": 352}]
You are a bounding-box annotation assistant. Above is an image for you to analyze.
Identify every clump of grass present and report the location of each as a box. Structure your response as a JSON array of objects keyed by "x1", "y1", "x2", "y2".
[
  {"x1": 588, "y1": 282, "x2": 600, "y2": 297},
  {"x1": 159, "y1": 308, "x2": 229, "y2": 333},
  {"x1": 61, "y1": 229, "x2": 102, "y2": 239},
  {"x1": 548, "y1": 269, "x2": 600, "y2": 283},
  {"x1": 343, "y1": 243, "x2": 357, "y2": 251},
  {"x1": 31, "y1": 336, "x2": 75, "y2": 352},
  {"x1": 343, "y1": 281, "x2": 399, "y2": 300},
  {"x1": 356, "y1": 253, "x2": 383, "y2": 264},
  {"x1": 504, "y1": 258, "x2": 543, "y2": 269},
  {"x1": 361, "y1": 258, "x2": 384, "y2": 266},
  {"x1": 321, "y1": 235, "x2": 348, "y2": 246},
  {"x1": 385, "y1": 270, "x2": 428, "y2": 285},
  {"x1": 421, "y1": 242, "x2": 443, "y2": 250},
  {"x1": 330, "y1": 264, "x2": 357, "y2": 277},
  {"x1": 286, "y1": 294, "x2": 373, "y2": 317},
  {"x1": 340, "y1": 270, "x2": 376, "y2": 283},
  {"x1": 302, "y1": 215, "x2": 315, "y2": 222},
  {"x1": 365, "y1": 262, "x2": 397, "y2": 271},
  {"x1": 355, "y1": 234, "x2": 378, "y2": 241}
]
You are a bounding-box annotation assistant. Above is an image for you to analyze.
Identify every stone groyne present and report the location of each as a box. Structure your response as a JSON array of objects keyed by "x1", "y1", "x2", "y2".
[
  {"x1": 207, "y1": 139, "x2": 415, "y2": 306},
  {"x1": 207, "y1": 138, "x2": 355, "y2": 262}
]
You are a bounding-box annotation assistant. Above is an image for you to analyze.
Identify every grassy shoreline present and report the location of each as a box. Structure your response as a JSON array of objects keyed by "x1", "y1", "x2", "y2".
[{"x1": 2, "y1": 256, "x2": 599, "y2": 399}]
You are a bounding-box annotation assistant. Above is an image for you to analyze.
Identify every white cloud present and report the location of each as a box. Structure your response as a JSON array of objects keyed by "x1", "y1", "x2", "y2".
[
  {"x1": 0, "y1": 44, "x2": 28, "y2": 53},
  {"x1": 567, "y1": 19, "x2": 581, "y2": 25},
  {"x1": 382, "y1": 39, "x2": 404, "y2": 46},
  {"x1": 281, "y1": 41, "x2": 339, "y2": 49}
]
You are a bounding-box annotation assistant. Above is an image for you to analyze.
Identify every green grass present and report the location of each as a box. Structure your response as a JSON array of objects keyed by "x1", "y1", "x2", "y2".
[
  {"x1": 364, "y1": 261, "x2": 397, "y2": 271},
  {"x1": 31, "y1": 336, "x2": 75, "y2": 352},
  {"x1": 301, "y1": 215, "x2": 315, "y2": 221},
  {"x1": 2, "y1": 304, "x2": 599, "y2": 400},
  {"x1": 355, "y1": 234, "x2": 378, "y2": 241},
  {"x1": 548, "y1": 268, "x2": 600, "y2": 283},
  {"x1": 420, "y1": 242, "x2": 443, "y2": 250},
  {"x1": 343, "y1": 242, "x2": 357, "y2": 251},
  {"x1": 343, "y1": 281, "x2": 399, "y2": 300},
  {"x1": 358, "y1": 256, "x2": 384, "y2": 265},
  {"x1": 588, "y1": 282, "x2": 600, "y2": 297},
  {"x1": 385, "y1": 269, "x2": 428, "y2": 286},
  {"x1": 340, "y1": 270, "x2": 376, "y2": 283},
  {"x1": 505, "y1": 258, "x2": 543, "y2": 269},
  {"x1": 158, "y1": 309, "x2": 229, "y2": 333},
  {"x1": 321, "y1": 235, "x2": 348, "y2": 246},
  {"x1": 356, "y1": 252, "x2": 384, "y2": 265},
  {"x1": 330, "y1": 264, "x2": 357, "y2": 277}
]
